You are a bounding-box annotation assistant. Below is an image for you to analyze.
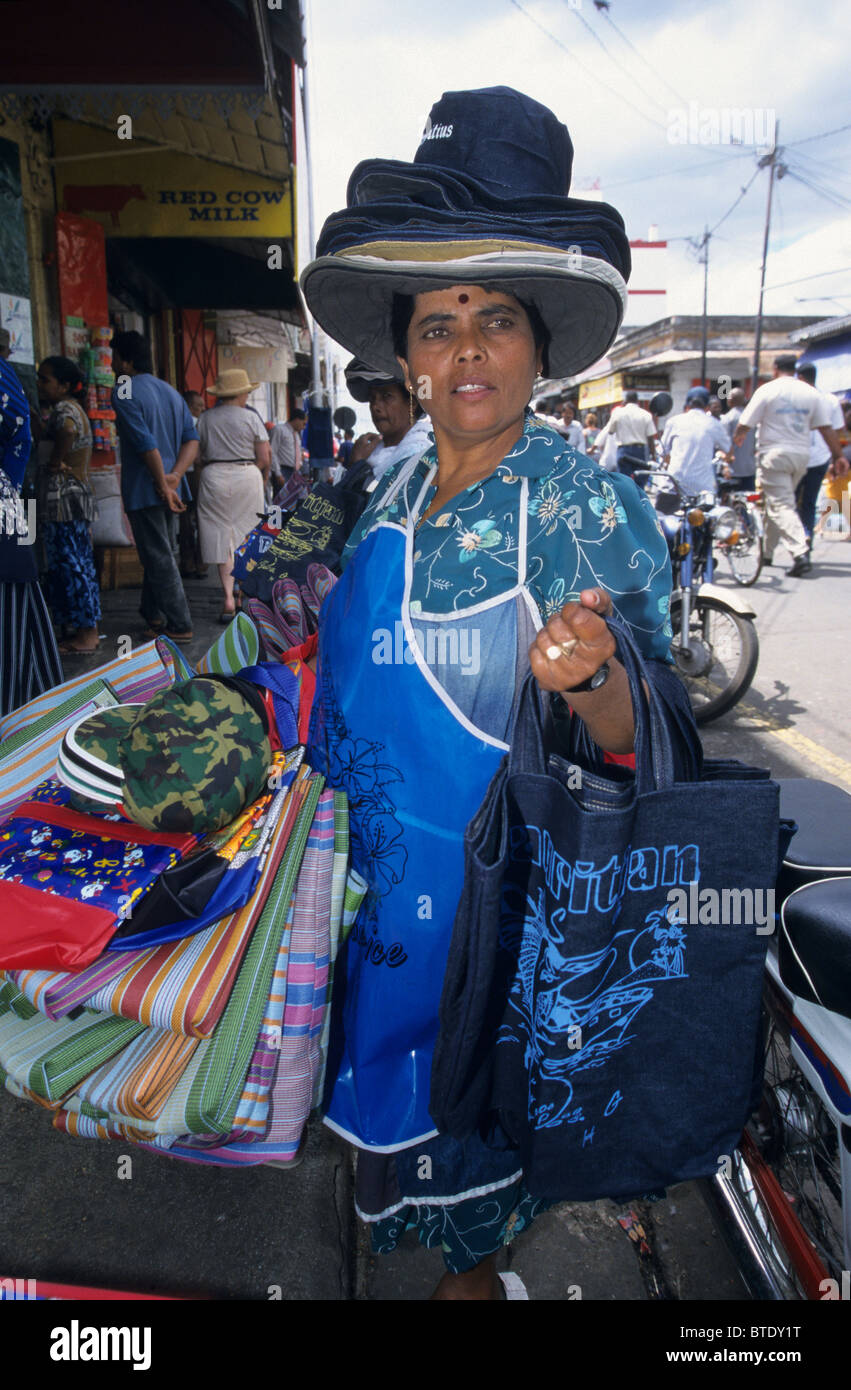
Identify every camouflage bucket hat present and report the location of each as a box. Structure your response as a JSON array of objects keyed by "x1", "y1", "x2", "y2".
[{"x1": 58, "y1": 677, "x2": 272, "y2": 834}]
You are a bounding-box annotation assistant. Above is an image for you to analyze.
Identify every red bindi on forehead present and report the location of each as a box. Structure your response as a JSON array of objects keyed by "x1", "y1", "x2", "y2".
[{"x1": 458, "y1": 293, "x2": 469, "y2": 303}]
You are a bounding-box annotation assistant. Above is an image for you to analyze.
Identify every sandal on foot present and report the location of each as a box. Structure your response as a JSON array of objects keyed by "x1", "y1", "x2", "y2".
[{"x1": 163, "y1": 629, "x2": 194, "y2": 645}]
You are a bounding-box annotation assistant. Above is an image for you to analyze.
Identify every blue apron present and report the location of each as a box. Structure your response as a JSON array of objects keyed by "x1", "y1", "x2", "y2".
[{"x1": 309, "y1": 457, "x2": 541, "y2": 1151}]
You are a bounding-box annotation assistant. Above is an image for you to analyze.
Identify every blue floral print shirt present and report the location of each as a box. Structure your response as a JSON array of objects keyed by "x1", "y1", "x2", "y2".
[{"x1": 343, "y1": 412, "x2": 673, "y2": 660}]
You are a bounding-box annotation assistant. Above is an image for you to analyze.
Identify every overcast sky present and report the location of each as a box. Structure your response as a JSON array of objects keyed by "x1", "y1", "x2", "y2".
[{"x1": 299, "y1": 0, "x2": 851, "y2": 345}]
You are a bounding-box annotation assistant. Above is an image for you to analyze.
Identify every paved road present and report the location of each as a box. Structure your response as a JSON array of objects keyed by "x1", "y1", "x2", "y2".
[{"x1": 699, "y1": 531, "x2": 851, "y2": 791}]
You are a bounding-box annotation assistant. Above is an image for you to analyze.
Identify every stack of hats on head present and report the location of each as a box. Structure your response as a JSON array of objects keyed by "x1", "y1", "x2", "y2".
[
  {"x1": 302, "y1": 86, "x2": 631, "y2": 380},
  {"x1": 57, "y1": 676, "x2": 272, "y2": 835}
]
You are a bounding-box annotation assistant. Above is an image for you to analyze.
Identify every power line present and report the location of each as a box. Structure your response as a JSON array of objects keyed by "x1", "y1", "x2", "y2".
[
  {"x1": 605, "y1": 147, "x2": 753, "y2": 190},
  {"x1": 786, "y1": 122, "x2": 851, "y2": 147},
  {"x1": 784, "y1": 164, "x2": 851, "y2": 213},
  {"x1": 559, "y1": 0, "x2": 667, "y2": 120},
  {"x1": 507, "y1": 0, "x2": 668, "y2": 132},
  {"x1": 597, "y1": 5, "x2": 690, "y2": 108},
  {"x1": 708, "y1": 163, "x2": 763, "y2": 235},
  {"x1": 765, "y1": 265, "x2": 851, "y2": 291}
]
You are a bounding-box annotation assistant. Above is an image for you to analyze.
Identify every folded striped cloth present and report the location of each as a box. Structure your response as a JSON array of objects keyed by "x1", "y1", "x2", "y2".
[
  {"x1": 55, "y1": 1043, "x2": 214, "y2": 1141},
  {"x1": 152, "y1": 787, "x2": 346, "y2": 1166},
  {"x1": 41, "y1": 770, "x2": 320, "y2": 1138},
  {"x1": 180, "y1": 769, "x2": 322, "y2": 1136},
  {"x1": 194, "y1": 613, "x2": 260, "y2": 677},
  {"x1": 0, "y1": 994, "x2": 144, "y2": 1103},
  {"x1": 76, "y1": 1027, "x2": 200, "y2": 1122}
]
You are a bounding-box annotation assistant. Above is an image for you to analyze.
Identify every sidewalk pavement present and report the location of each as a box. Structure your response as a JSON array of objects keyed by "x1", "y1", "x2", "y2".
[
  {"x1": 0, "y1": 572, "x2": 751, "y2": 1301},
  {"x1": 55, "y1": 567, "x2": 239, "y2": 680}
]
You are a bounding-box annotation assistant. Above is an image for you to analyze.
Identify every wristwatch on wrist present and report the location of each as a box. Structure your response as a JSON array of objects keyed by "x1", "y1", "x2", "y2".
[{"x1": 564, "y1": 661, "x2": 611, "y2": 695}]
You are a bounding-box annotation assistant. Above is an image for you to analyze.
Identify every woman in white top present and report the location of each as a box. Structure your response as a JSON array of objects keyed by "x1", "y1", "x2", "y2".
[{"x1": 196, "y1": 369, "x2": 271, "y2": 620}]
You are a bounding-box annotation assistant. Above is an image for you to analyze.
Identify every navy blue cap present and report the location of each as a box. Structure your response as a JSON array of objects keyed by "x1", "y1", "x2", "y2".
[
  {"x1": 685, "y1": 387, "x2": 711, "y2": 407},
  {"x1": 412, "y1": 87, "x2": 573, "y2": 199}
]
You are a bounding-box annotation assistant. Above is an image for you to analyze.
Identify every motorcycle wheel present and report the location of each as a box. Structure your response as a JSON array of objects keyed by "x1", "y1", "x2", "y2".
[
  {"x1": 754, "y1": 1008, "x2": 845, "y2": 1288},
  {"x1": 670, "y1": 595, "x2": 759, "y2": 723},
  {"x1": 725, "y1": 501, "x2": 763, "y2": 586}
]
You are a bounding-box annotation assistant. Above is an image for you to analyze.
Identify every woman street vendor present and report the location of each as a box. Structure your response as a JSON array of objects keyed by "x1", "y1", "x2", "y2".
[{"x1": 301, "y1": 86, "x2": 691, "y2": 1300}]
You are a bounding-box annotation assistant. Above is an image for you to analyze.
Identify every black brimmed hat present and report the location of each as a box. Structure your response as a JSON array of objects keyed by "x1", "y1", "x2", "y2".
[
  {"x1": 344, "y1": 357, "x2": 405, "y2": 404},
  {"x1": 301, "y1": 87, "x2": 630, "y2": 380}
]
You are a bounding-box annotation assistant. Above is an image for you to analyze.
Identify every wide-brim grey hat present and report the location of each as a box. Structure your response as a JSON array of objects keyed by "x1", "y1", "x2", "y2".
[{"x1": 302, "y1": 245, "x2": 627, "y2": 380}]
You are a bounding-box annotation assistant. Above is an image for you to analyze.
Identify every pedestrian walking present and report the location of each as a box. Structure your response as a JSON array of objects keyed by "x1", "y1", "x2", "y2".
[
  {"x1": 177, "y1": 390, "x2": 207, "y2": 581},
  {"x1": 720, "y1": 388, "x2": 756, "y2": 491},
  {"x1": 301, "y1": 84, "x2": 690, "y2": 1301},
  {"x1": 582, "y1": 410, "x2": 601, "y2": 456},
  {"x1": 734, "y1": 355, "x2": 844, "y2": 576},
  {"x1": 593, "y1": 390, "x2": 658, "y2": 486},
  {"x1": 814, "y1": 400, "x2": 851, "y2": 542},
  {"x1": 111, "y1": 331, "x2": 197, "y2": 642},
  {"x1": 794, "y1": 362, "x2": 844, "y2": 552},
  {"x1": 556, "y1": 400, "x2": 584, "y2": 449},
  {"x1": 193, "y1": 368, "x2": 271, "y2": 622},
  {"x1": 35, "y1": 357, "x2": 101, "y2": 654},
  {"x1": 269, "y1": 408, "x2": 306, "y2": 491},
  {"x1": 661, "y1": 386, "x2": 731, "y2": 496}
]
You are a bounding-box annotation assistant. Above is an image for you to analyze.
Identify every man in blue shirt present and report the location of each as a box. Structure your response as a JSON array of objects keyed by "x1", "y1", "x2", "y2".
[{"x1": 111, "y1": 332, "x2": 198, "y2": 641}]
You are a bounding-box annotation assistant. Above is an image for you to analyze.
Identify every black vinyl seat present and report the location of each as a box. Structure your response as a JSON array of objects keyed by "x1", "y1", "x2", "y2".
[
  {"x1": 776, "y1": 779, "x2": 851, "y2": 904},
  {"x1": 779, "y1": 878, "x2": 851, "y2": 1021}
]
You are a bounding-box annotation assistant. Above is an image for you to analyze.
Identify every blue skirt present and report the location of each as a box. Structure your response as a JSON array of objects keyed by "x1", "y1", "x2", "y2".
[{"x1": 43, "y1": 521, "x2": 101, "y2": 629}]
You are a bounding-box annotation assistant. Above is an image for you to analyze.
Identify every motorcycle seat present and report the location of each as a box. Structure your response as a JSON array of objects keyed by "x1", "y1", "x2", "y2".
[
  {"x1": 779, "y1": 877, "x2": 851, "y2": 1022},
  {"x1": 776, "y1": 778, "x2": 851, "y2": 903}
]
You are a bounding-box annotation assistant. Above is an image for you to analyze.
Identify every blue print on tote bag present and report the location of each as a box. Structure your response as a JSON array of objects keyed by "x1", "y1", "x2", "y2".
[{"x1": 431, "y1": 617, "x2": 781, "y2": 1203}]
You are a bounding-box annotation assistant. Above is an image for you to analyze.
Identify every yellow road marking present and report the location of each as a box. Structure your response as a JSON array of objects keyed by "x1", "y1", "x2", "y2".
[{"x1": 734, "y1": 706, "x2": 851, "y2": 791}]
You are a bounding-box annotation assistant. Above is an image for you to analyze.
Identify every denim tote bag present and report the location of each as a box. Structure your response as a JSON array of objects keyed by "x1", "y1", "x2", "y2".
[{"x1": 431, "y1": 617, "x2": 780, "y2": 1202}]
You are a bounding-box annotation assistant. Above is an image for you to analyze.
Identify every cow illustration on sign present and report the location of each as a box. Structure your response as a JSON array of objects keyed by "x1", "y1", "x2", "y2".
[{"x1": 63, "y1": 185, "x2": 147, "y2": 227}]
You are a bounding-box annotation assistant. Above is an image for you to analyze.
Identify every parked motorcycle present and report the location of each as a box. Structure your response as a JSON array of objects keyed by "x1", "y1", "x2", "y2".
[
  {"x1": 639, "y1": 469, "x2": 760, "y2": 723},
  {"x1": 702, "y1": 777, "x2": 851, "y2": 1299},
  {"x1": 717, "y1": 481, "x2": 766, "y2": 587}
]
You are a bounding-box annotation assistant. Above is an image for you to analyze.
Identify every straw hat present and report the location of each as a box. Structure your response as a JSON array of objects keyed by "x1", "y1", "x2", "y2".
[{"x1": 207, "y1": 368, "x2": 259, "y2": 398}]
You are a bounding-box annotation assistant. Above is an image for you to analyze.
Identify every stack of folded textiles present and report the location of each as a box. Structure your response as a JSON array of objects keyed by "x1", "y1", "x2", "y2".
[{"x1": 0, "y1": 766, "x2": 357, "y2": 1166}]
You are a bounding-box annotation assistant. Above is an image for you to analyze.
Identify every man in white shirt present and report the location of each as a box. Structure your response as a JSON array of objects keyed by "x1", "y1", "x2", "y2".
[
  {"x1": 734, "y1": 355, "x2": 843, "y2": 576},
  {"x1": 556, "y1": 400, "x2": 585, "y2": 450},
  {"x1": 661, "y1": 387, "x2": 730, "y2": 495},
  {"x1": 594, "y1": 391, "x2": 658, "y2": 487},
  {"x1": 795, "y1": 362, "x2": 844, "y2": 552}
]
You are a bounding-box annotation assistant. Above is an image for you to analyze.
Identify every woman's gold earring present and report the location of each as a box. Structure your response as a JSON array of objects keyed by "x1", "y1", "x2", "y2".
[{"x1": 408, "y1": 389, "x2": 415, "y2": 426}]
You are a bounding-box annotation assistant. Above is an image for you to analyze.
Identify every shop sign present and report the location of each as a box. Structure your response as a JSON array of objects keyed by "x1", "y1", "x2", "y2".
[
  {"x1": 578, "y1": 373, "x2": 623, "y2": 409},
  {"x1": 623, "y1": 375, "x2": 670, "y2": 393},
  {"x1": 53, "y1": 121, "x2": 291, "y2": 239},
  {"x1": 218, "y1": 343, "x2": 294, "y2": 382}
]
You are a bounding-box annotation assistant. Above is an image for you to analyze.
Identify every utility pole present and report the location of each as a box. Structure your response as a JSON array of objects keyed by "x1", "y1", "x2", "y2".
[
  {"x1": 297, "y1": 1, "x2": 322, "y2": 406},
  {"x1": 699, "y1": 226, "x2": 709, "y2": 388},
  {"x1": 752, "y1": 122, "x2": 786, "y2": 394}
]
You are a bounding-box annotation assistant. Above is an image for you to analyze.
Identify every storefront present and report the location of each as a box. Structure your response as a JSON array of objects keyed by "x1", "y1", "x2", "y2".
[
  {"x1": 0, "y1": 0, "x2": 305, "y2": 415},
  {"x1": 791, "y1": 317, "x2": 851, "y2": 397}
]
